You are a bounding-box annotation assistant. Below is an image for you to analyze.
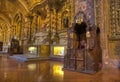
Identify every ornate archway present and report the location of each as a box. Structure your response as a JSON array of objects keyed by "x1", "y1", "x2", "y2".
[{"x1": 12, "y1": 12, "x2": 24, "y2": 41}]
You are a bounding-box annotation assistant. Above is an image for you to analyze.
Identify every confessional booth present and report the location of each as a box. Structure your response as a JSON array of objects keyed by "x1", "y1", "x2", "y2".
[{"x1": 64, "y1": 11, "x2": 102, "y2": 74}]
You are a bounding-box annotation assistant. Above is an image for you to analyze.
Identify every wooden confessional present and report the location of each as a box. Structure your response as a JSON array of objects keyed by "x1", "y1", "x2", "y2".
[
  {"x1": 0, "y1": 42, "x2": 3, "y2": 51},
  {"x1": 64, "y1": 11, "x2": 102, "y2": 74},
  {"x1": 9, "y1": 38, "x2": 22, "y2": 55}
]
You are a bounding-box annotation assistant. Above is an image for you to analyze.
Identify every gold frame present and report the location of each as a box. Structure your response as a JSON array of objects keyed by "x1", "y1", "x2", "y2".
[
  {"x1": 50, "y1": 45, "x2": 67, "y2": 57},
  {"x1": 39, "y1": 45, "x2": 50, "y2": 57}
]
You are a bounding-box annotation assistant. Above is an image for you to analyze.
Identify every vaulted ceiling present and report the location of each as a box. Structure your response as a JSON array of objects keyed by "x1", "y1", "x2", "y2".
[{"x1": 0, "y1": 0, "x2": 46, "y2": 27}]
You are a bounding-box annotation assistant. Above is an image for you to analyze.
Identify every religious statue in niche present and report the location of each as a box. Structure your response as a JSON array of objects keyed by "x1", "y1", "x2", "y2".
[
  {"x1": 63, "y1": 16, "x2": 69, "y2": 28},
  {"x1": 62, "y1": 10, "x2": 69, "y2": 29}
]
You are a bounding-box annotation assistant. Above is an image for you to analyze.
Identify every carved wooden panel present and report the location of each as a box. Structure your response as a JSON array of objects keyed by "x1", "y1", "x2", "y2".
[
  {"x1": 94, "y1": 0, "x2": 102, "y2": 26},
  {"x1": 75, "y1": 0, "x2": 95, "y2": 24},
  {"x1": 109, "y1": 0, "x2": 120, "y2": 39}
]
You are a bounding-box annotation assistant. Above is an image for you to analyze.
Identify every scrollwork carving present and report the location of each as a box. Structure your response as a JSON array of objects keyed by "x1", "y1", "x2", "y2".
[{"x1": 109, "y1": 0, "x2": 120, "y2": 40}]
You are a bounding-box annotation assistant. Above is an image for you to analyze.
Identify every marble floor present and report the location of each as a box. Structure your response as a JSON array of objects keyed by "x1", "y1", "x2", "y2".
[{"x1": 0, "y1": 54, "x2": 120, "y2": 82}]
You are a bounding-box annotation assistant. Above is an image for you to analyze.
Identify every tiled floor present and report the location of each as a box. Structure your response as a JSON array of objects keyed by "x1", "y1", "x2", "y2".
[{"x1": 0, "y1": 54, "x2": 120, "y2": 82}]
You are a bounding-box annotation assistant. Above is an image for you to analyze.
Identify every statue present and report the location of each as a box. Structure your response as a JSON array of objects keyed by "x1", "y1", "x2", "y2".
[{"x1": 63, "y1": 16, "x2": 69, "y2": 28}]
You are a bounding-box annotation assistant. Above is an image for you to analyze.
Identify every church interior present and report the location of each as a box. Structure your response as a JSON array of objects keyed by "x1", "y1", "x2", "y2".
[{"x1": 0, "y1": 0, "x2": 120, "y2": 82}]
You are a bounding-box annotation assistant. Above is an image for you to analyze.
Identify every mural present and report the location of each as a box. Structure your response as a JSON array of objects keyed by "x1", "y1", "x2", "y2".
[{"x1": 75, "y1": 0, "x2": 95, "y2": 24}]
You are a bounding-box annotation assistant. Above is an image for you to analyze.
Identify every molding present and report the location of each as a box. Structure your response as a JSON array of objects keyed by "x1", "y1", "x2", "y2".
[{"x1": 29, "y1": 0, "x2": 47, "y2": 11}]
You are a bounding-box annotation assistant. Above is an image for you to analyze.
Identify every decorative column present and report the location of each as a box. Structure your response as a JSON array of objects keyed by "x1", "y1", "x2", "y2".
[
  {"x1": 26, "y1": 13, "x2": 34, "y2": 44},
  {"x1": 103, "y1": 0, "x2": 109, "y2": 67},
  {"x1": 33, "y1": 13, "x2": 38, "y2": 33},
  {"x1": 19, "y1": 20, "x2": 22, "y2": 41},
  {"x1": 94, "y1": 0, "x2": 109, "y2": 68},
  {"x1": 70, "y1": 0, "x2": 75, "y2": 24},
  {"x1": 54, "y1": 9, "x2": 59, "y2": 44}
]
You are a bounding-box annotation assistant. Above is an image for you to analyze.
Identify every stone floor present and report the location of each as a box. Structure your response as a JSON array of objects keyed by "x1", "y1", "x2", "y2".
[{"x1": 0, "y1": 54, "x2": 120, "y2": 82}]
